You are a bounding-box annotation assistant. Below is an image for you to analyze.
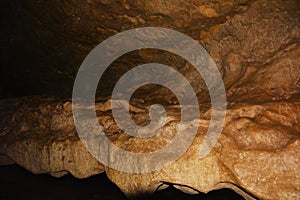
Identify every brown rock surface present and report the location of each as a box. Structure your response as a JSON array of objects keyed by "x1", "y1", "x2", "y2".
[
  {"x1": 1, "y1": 0, "x2": 300, "y2": 199},
  {"x1": 0, "y1": 97, "x2": 104, "y2": 178},
  {"x1": 1, "y1": 0, "x2": 299, "y2": 101},
  {"x1": 0, "y1": 97, "x2": 299, "y2": 199}
]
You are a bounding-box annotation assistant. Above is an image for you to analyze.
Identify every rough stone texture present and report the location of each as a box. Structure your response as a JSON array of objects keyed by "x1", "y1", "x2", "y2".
[
  {"x1": 1, "y1": 0, "x2": 299, "y2": 101},
  {"x1": 0, "y1": 97, "x2": 104, "y2": 178},
  {"x1": 0, "y1": 97, "x2": 299, "y2": 199},
  {"x1": 1, "y1": 0, "x2": 300, "y2": 200}
]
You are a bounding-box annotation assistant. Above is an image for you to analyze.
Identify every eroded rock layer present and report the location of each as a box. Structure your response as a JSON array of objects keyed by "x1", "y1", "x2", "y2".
[
  {"x1": 0, "y1": 97, "x2": 299, "y2": 199},
  {"x1": 1, "y1": 0, "x2": 300, "y2": 200}
]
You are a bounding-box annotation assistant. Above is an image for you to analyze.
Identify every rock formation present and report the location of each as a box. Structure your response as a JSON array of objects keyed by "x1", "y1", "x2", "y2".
[
  {"x1": 0, "y1": 97, "x2": 299, "y2": 199},
  {"x1": 0, "y1": 0, "x2": 299, "y2": 199}
]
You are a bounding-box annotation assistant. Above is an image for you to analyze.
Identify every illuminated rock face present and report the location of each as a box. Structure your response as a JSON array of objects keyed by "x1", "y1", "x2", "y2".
[
  {"x1": 0, "y1": 0, "x2": 300, "y2": 199},
  {"x1": 0, "y1": 97, "x2": 299, "y2": 199}
]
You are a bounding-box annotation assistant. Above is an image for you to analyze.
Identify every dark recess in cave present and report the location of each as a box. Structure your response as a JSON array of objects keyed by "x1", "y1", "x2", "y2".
[{"x1": 0, "y1": 165, "x2": 245, "y2": 200}]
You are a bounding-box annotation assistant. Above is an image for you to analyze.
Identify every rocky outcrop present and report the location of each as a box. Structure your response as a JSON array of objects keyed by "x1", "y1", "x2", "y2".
[{"x1": 0, "y1": 97, "x2": 299, "y2": 199}]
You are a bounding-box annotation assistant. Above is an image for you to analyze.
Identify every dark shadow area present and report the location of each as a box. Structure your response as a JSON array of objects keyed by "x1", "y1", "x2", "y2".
[
  {"x1": 0, "y1": 164, "x2": 126, "y2": 200},
  {"x1": 150, "y1": 185, "x2": 245, "y2": 200},
  {"x1": 0, "y1": 164, "x2": 245, "y2": 200}
]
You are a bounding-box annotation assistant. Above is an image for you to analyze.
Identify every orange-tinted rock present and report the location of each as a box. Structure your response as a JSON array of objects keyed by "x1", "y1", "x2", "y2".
[
  {"x1": 0, "y1": 97, "x2": 299, "y2": 199},
  {"x1": 0, "y1": 0, "x2": 299, "y2": 199}
]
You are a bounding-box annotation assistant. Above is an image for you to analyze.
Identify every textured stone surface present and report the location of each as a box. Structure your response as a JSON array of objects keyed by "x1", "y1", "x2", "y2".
[
  {"x1": 0, "y1": 97, "x2": 299, "y2": 199},
  {"x1": 1, "y1": 0, "x2": 300, "y2": 199},
  {"x1": 0, "y1": 97, "x2": 104, "y2": 178},
  {"x1": 1, "y1": 0, "x2": 299, "y2": 101}
]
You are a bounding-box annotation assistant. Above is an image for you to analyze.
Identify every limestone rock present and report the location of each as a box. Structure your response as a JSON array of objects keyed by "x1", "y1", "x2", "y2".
[
  {"x1": 0, "y1": 97, "x2": 104, "y2": 178},
  {"x1": 0, "y1": 97, "x2": 299, "y2": 199},
  {"x1": 0, "y1": 0, "x2": 299, "y2": 199},
  {"x1": 105, "y1": 101, "x2": 300, "y2": 200},
  {"x1": 2, "y1": 0, "x2": 299, "y2": 102}
]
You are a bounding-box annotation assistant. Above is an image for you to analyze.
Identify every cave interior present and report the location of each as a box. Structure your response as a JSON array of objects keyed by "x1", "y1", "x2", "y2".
[{"x1": 0, "y1": 0, "x2": 299, "y2": 200}]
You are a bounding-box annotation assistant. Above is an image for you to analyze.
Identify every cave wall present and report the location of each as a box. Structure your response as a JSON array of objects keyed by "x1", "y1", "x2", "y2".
[
  {"x1": 1, "y1": 0, "x2": 299, "y2": 102},
  {"x1": 1, "y1": 1, "x2": 300, "y2": 199}
]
